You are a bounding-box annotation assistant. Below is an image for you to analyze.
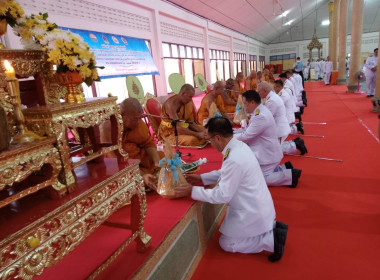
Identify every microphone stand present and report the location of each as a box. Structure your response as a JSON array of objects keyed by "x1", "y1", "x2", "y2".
[{"x1": 144, "y1": 113, "x2": 192, "y2": 158}]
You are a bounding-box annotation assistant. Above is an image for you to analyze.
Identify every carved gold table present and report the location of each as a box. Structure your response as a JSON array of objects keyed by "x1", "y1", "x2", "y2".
[
  {"x1": 23, "y1": 97, "x2": 128, "y2": 191},
  {"x1": 0, "y1": 159, "x2": 151, "y2": 279},
  {"x1": 0, "y1": 138, "x2": 66, "y2": 209}
]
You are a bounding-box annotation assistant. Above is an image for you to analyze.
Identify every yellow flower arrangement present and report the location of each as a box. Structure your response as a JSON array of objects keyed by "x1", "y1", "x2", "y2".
[
  {"x1": 14, "y1": 13, "x2": 103, "y2": 86},
  {"x1": 0, "y1": 0, "x2": 24, "y2": 27}
]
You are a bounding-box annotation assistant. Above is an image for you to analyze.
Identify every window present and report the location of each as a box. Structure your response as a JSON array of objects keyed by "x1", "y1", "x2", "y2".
[
  {"x1": 248, "y1": 55, "x2": 257, "y2": 73},
  {"x1": 209, "y1": 49, "x2": 230, "y2": 84},
  {"x1": 162, "y1": 42, "x2": 205, "y2": 91},
  {"x1": 269, "y1": 53, "x2": 296, "y2": 72},
  {"x1": 233, "y1": 52, "x2": 247, "y2": 77},
  {"x1": 259, "y1": 56, "x2": 266, "y2": 72}
]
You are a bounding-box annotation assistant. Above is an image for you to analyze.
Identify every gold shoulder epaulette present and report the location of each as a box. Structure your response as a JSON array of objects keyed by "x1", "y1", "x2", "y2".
[
  {"x1": 223, "y1": 148, "x2": 230, "y2": 161},
  {"x1": 255, "y1": 109, "x2": 260, "y2": 116}
]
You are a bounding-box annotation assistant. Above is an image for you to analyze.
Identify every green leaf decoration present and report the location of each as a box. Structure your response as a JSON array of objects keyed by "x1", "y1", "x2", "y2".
[{"x1": 126, "y1": 75, "x2": 145, "y2": 103}]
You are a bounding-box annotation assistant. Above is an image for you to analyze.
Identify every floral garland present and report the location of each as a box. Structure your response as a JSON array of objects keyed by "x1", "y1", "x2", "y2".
[
  {"x1": 13, "y1": 13, "x2": 104, "y2": 86},
  {"x1": 0, "y1": 0, "x2": 24, "y2": 27}
]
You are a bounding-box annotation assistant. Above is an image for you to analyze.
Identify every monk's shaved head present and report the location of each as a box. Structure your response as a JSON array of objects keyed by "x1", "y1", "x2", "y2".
[{"x1": 120, "y1": 98, "x2": 143, "y2": 115}]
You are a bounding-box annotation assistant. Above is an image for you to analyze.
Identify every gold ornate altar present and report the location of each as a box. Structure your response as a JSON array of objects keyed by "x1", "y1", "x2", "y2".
[
  {"x1": 0, "y1": 137, "x2": 66, "y2": 208},
  {"x1": 0, "y1": 48, "x2": 151, "y2": 279},
  {"x1": 23, "y1": 97, "x2": 128, "y2": 191},
  {"x1": 0, "y1": 159, "x2": 151, "y2": 279}
]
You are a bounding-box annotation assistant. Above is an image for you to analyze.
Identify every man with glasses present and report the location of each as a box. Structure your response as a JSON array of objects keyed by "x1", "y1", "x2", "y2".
[{"x1": 175, "y1": 117, "x2": 288, "y2": 262}]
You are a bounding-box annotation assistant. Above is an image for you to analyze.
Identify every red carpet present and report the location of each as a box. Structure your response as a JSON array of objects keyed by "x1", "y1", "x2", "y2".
[
  {"x1": 35, "y1": 145, "x2": 222, "y2": 280},
  {"x1": 191, "y1": 81, "x2": 380, "y2": 280}
]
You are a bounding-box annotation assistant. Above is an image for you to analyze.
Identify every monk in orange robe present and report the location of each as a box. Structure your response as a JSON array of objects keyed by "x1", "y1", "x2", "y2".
[
  {"x1": 101, "y1": 98, "x2": 160, "y2": 189},
  {"x1": 269, "y1": 68, "x2": 275, "y2": 83},
  {"x1": 222, "y1": 78, "x2": 238, "y2": 113},
  {"x1": 263, "y1": 68, "x2": 271, "y2": 82},
  {"x1": 257, "y1": 71, "x2": 264, "y2": 82},
  {"x1": 197, "y1": 81, "x2": 232, "y2": 126},
  {"x1": 158, "y1": 84, "x2": 207, "y2": 146},
  {"x1": 245, "y1": 70, "x2": 258, "y2": 90},
  {"x1": 235, "y1": 72, "x2": 245, "y2": 93}
]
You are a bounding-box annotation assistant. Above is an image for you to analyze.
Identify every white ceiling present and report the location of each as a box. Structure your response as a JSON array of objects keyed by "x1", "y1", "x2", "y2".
[{"x1": 166, "y1": 0, "x2": 380, "y2": 44}]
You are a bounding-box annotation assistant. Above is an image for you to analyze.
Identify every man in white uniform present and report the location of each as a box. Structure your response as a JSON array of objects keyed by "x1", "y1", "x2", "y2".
[
  {"x1": 234, "y1": 90, "x2": 302, "y2": 187},
  {"x1": 324, "y1": 56, "x2": 333, "y2": 85},
  {"x1": 258, "y1": 82, "x2": 308, "y2": 155},
  {"x1": 365, "y1": 48, "x2": 378, "y2": 97},
  {"x1": 273, "y1": 80, "x2": 304, "y2": 135},
  {"x1": 279, "y1": 73, "x2": 303, "y2": 122},
  {"x1": 175, "y1": 117, "x2": 288, "y2": 262},
  {"x1": 319, "y1": 59, "x2": 325, "y2": 80}
]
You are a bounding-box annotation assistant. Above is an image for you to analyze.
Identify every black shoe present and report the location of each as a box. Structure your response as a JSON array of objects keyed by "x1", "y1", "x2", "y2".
[
  {"x1": 268, "y1": 228, "x2": 287, "y2": 262},
  {"x1": 299, "y1": 106, "x2": 304, "y2": 114},
  {"x1": 275, "y1": 221, "x2": 288, "y2": 230},
  {"x1": 295, "y1": 112, "x2": 302, "y2": 122},
  {"x1": 294, "y1": 137, "x2": 308, "y2": 155},
  {"x1": 296, "y1": 122, "x2": 304, "y2": 135},
  {"x1": 284, "y1": 161, "x2": 294, "y2": 169},
  {"x1": 290, "y1": 168, "x2": 302, "y2": 188}
]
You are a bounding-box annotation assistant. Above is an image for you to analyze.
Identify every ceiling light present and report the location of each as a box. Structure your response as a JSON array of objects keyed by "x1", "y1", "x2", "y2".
[
  {"x1": 321, "y1": 20, "x2": 330, "y2": 25},
  {"x1": 281, "y1": 10, "x2": 289, "y2": 17},
  {"x1": 283, "y1": 19, "x2": 294, "y2": 26}
]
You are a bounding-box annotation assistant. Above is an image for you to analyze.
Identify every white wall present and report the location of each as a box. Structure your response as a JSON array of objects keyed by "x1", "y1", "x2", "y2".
[
  {"x1": 266, "y1": 32, "x2": 379, "y2": 64},
  {"x1": 4, "y1": 0, "x2": 378, "y2": 97}
]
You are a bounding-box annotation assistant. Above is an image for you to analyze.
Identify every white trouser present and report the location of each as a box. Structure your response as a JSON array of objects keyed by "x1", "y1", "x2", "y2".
[
  {"x1": 290, "y1": 124, "x2": 298, "y2": 134},
  {"x1": 304, "y1": 69, "x2": 309, "y2": 80},
  {"x1": 280, "y1": 136, "x2": 297, "y2": 154},
  {"x1": 314, "y1": 69, "x2": 320, "y2": 80},
  {"x1": 365, "y1": 71, "x2": 376, "y2": 96},
  {"x1": 219, "y1": 229, "x2": 274, "y2": 254},
  {"x1": 261, "y1": 162, "x2": 292, "y2": 186},
  {"x1": 324, "y1": 71, "x2": 332, "y2": 85}
]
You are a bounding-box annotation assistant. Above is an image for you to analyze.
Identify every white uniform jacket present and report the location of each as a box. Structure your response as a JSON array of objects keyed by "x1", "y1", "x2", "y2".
[
  {"x1": 192, "y1": 138, "x2": 276, "y2": 238},
  {"x1": 365, "y1": 56, "x2": 377, "y2": 75},
  {"x1": 234, "y1": 104, "x2": 283, "y2": 165},
  {"x1": 284, "y1": 79, "x2": 297, "y2": 112},
  {"x1": 265, "y1": 91, "x2": 291, "y2": 138},
  {"x1": 294, "y1": 73, "x2": 304, "y2": 91},
  {"x1": 279, "y1": 89, "x2": 295, "y2": 124},
  {"x1": 324, "y1": 61, "x2": 333, "y2": 73},
  {"x1": 289, "y1": 76, "x2": 300, "y2": 95}
]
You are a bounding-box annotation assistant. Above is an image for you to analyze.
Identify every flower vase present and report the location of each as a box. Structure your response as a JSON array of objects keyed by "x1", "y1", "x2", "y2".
[
  {"x1": 0, "y1": 18, "x2": 7, "y2": 49},
  {"x1": 55, "y1": 71, "x2": 85, "y2": 104}
]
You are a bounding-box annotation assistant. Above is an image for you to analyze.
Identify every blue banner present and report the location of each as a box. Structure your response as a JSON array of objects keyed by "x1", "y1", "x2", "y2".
[{"x1": 61, "y1": 27, "x2": 159, "y2": 79}]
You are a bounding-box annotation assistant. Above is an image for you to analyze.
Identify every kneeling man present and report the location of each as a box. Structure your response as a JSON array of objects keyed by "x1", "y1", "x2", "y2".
[
  {"x1": 175, "y1": 117, "x2": 288, "y2": 262},
  {"x1": 234, "y1": 90, "x2": 301, "y2": 187}
]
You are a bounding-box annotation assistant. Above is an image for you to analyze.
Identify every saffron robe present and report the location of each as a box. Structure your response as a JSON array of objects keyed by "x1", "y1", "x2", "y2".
[{"x1": 158, "y1": 95, "x2": 206, "y2": 146}]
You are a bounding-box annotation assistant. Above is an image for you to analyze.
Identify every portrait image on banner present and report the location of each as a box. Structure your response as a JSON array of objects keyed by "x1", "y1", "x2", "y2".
[{"x1": 61, "y1": 27, "x2": 159, "y2": 79}]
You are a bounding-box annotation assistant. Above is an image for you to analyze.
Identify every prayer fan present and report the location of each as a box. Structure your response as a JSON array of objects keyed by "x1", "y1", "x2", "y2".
[
  {"x1": 168, "y1": 73, "x2": 185, "y2": 94},
  {"x1": 126, "y1": 75, "x2": 145, "y2": 103},
  {"x1": 354, "y1": 71, "x2": 366, "y2": 94},
  {"x1": 194, "y1": 73, "x2": 208, "y2": 92}
]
